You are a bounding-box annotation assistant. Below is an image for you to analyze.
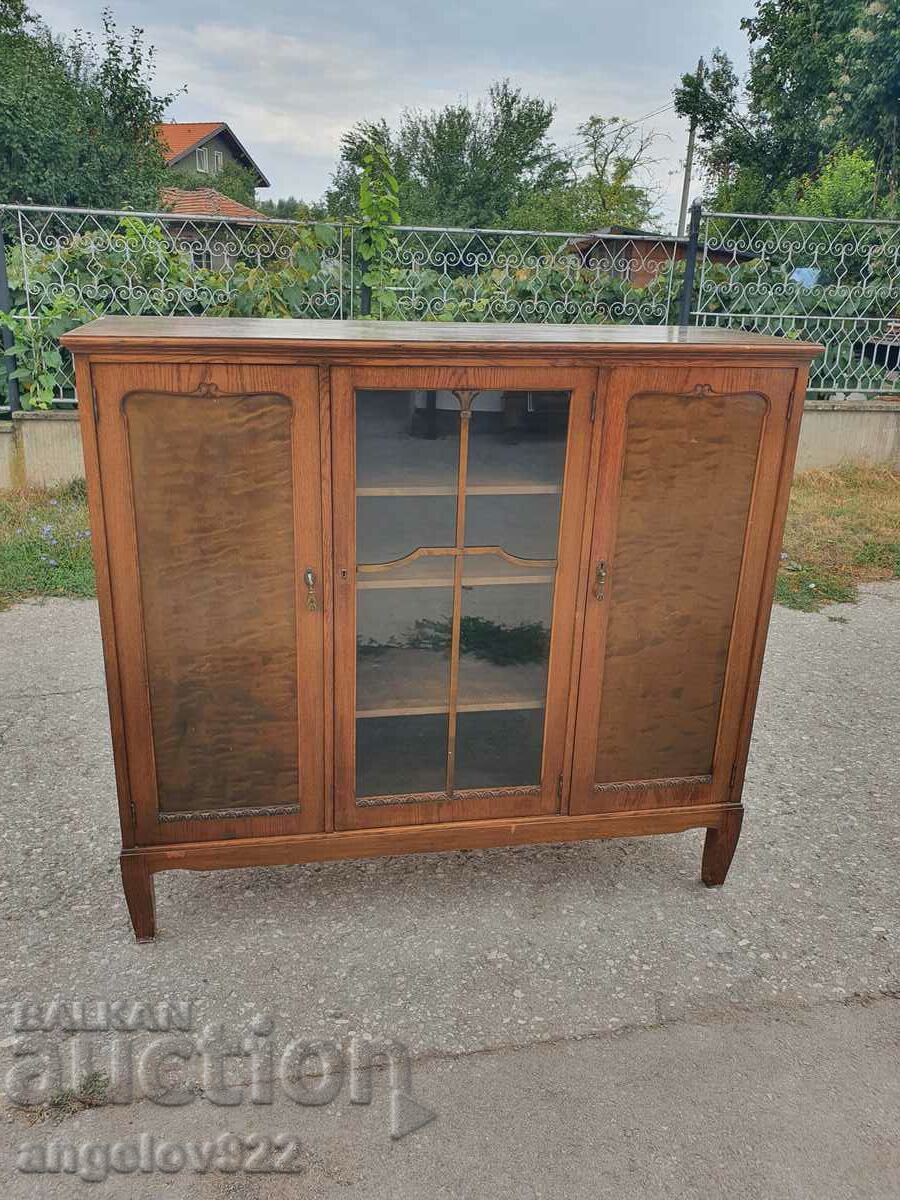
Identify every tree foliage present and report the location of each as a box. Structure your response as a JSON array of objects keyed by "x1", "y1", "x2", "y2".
[
  {"x1": 674, "y1": 1, "x2": 900, "y2": 214},
  {"x1": 257, "y1": 195, "x2": 325, "y2": 221},
  {"x1": 324, "y1": 83, "x2": 660, "y2": 231},
  {"x1": 509, "y1": 116, "x2": 660, "y2": 230},
  {"x1": 0, "y1": 1, "x2": 177, "y2": 207},
  {"x1": 325, "y1": 81, "x2": 571, "y2": 227}
]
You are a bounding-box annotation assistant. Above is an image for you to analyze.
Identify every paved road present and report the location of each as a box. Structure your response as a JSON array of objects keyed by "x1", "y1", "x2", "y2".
[{"x1": 0, "y1": 586, "x2": 898, "y2": 1197}]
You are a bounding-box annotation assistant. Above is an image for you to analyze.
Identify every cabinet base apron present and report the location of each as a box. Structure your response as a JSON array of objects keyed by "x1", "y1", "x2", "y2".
[{"x1": 121, "y1": 804, "x2": 742, "y2": 941}]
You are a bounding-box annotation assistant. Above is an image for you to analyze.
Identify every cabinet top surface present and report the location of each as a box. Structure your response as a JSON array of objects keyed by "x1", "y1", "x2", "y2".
[{"x1": 63, "y1": 316, "x2": 822, "y2": 359}]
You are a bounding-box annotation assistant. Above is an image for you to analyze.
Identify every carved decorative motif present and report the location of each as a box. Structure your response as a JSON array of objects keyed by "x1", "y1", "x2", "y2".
[
  {"x1": 451, "y1": 388, "x2": 479, "y2": 416},
  {"x1": 593, "y1": 775, "x2": 712, "y2": 793},
  {"x1": 159, "y1": 804, "x2": 302, "y2": 823},
  {"x1": 358, "y1": 785, "x2": 542, "y2": 809}
]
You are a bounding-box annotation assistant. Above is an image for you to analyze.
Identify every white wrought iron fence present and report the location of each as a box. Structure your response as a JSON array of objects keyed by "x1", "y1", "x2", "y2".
[
  {"x1": 0, "y1": 202, "x2": 348, "y2": 399},
  {"x1": 692, "y1": 209, "x2": 900, "y2": 396},
  {"x1": 5, "y1": 203, "x2": 348, "y2": 317},
  {"x1": 4, "y1": 200, "x2": 900, "y2": 410},
  {"x1": 365, "y1": 224, "x2": 684, "y2": 324}
]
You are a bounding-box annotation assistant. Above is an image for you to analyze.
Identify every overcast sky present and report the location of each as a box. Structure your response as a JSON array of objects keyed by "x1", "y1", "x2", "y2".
[{"x1": 38, "y1": 0, "x2": 752, "y2": 229}]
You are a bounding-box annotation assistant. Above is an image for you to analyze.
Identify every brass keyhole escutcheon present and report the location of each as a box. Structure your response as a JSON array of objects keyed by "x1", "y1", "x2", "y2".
[
  {"x1": 304, "y1": 567, "x2": 318, "y2": 612},
  {"x1": 594, "y1": 560, "x2": 608, "y2": 601}
]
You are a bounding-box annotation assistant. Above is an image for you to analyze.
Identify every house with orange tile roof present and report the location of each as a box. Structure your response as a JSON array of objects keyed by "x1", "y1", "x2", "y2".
[
  {"x1": 159, "y1": 186, "x2": 267, "y2": 222},
  {"x1": 154, "y1": 123, "x2": 272, "y2": 265},
  {"x1": 154, "y1": 121, "x2": 270, "y2": 189}
]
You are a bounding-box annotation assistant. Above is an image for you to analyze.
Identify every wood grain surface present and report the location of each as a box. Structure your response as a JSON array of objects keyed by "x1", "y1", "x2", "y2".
[
  {"x1": 593, "y1": 390, "x2": 766, "y2": 783},
  {"x1": 126, "y1": 390, "x2": 300, "y2": 814},
  {"x1": 62, "y1": 316, "x2": 822, "y2": 358}
]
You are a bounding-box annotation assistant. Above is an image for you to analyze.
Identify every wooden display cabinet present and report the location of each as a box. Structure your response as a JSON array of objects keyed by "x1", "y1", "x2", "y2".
[{"x1": 62, "y1": 318, "x2": 820, "y2": 940}]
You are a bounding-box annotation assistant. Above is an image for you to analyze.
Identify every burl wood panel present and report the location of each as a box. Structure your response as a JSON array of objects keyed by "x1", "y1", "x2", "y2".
[
  {"x1": 593, "y1": 391, "x2": 766, "y2": 783},
  {"x1": 125, "y1": 391, "x2": 299, "y2": 814}
]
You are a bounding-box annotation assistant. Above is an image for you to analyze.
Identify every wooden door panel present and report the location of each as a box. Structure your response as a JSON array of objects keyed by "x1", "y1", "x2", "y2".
[
  {"x1": 333, "y1": 365, "x2": 596, "y2": 830},
  {"x1": 570, "y1": 365, "x2": 794, "y2": 814},
  {"x1": 91, "y1": 362, "x2": 325, "y2": 844}
]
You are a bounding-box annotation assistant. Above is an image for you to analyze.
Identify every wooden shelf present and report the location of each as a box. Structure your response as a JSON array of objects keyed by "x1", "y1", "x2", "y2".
[
  {"x1": 357, "y1": 553, "x2": 555, "y2": 590},
  {"x1": 356, "y1": 698, "x2": 545, "y2": 719},
  {"x1": 358, "y1": 571, "x2": 554, "y2": 590},
  {"x1": 357, "y1": 482, "x2": 561, "y2": 497},
  {"x1": 355, "y1": 647, "x2": 547, "y2": 719}
]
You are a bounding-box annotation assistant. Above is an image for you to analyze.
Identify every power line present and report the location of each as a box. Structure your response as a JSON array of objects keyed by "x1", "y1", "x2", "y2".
[{"x1": 617, "y1": 102, "x2": 677, "y2": 131}]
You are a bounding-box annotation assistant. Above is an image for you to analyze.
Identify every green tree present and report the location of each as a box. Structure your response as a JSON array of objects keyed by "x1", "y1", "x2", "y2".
[
  {"x1": 0, "y1": 2, "x2": 178, "y2": 207},
  {"x1": 509, "y1": 115, "x2": 660, "y2": 231},
  {"x1": 791, "y1": 147, "x2": 880, "y2": 219},
  {"x1": 840, "y1": 1, "x2": 900, "y2": 205},
  {"x1": 674, "y1": 2, "x2": 900, "y2": 214},
  {"x1": 166, "y1": 160, "x2": 261, "y2": 209},
  {"x1": 355, "y1": 139, "x2": 400, "y2": 316},
  {"x1": 257, "y1": 195, "x2": 325, "y2": 221},
  {"x1": 324, "y1": 81, "x2": 571, "y2": 227}
]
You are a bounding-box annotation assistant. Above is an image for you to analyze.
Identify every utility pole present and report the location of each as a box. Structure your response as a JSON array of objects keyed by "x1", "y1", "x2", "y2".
[{"x1": 677, "y1": 57, "x2": 704, "y2": 238}]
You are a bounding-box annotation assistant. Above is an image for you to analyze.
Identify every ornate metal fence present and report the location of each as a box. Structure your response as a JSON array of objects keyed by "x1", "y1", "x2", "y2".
[
  {"x1": 692, "y1": 209, "x2": 900, "y2": 396},
  {"x1": 0, "y1": 203, "x2": 348, "y2": 402},
  {"x1": 364, "y1": 224, "x2": 684, "y2": 324},
  {"x1": 3, "y1": 200, "x2": 900, "y2": 411}
]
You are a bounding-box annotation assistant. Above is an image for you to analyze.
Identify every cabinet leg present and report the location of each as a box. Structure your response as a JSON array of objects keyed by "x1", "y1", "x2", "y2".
[
  {"x1": 120, "y1": 854, "x2": 156, "y2": 942},
  {"x1": 701, "y1": 807, "x2": 744, "y2": 887}
]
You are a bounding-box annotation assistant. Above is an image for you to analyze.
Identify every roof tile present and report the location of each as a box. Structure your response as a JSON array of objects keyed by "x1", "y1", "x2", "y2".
[
  {"x1": 159, "y1": 187, "x2": 267, "y2": 221},
  {"x1": 155, "y1": 122, "x2": 224, "y2": 162}
]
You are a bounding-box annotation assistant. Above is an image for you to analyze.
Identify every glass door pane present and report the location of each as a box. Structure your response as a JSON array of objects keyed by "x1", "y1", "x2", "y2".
[{"x1": 353, "y1": 388, "x2": 569, "y2": 806}]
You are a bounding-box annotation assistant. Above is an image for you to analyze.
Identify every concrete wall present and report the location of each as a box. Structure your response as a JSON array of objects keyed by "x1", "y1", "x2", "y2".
[
  {"x1": 0, "y1": 422, "x2": 16, "y2": 489},
  {"x1": 0, "y1": 398, "x2": 897, "y2": 491},
  {"x1": 1, "y1": 412, "x2": 84, "y2": 489},
  {"x1": 797, "y1": 395, "x2": 900, "y2": 472}
]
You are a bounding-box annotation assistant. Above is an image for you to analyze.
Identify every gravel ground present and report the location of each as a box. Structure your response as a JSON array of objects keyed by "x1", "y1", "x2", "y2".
[{"x1": 0, "y1": 585, "x2": 897, "y2": 1197}]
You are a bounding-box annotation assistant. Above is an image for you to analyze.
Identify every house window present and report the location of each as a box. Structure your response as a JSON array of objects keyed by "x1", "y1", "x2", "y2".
[
  {"x1": 213, "y1": 151, "x2": 224, "y2": 174},
  {"x1": 196, "y1": 147, "x2": 209, "y2": 173},
  {"x1": 192, "y1": 249, "x2": 214, "y2": 270}
]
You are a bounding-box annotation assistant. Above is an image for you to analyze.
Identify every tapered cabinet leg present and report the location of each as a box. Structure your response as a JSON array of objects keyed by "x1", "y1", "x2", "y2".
[
  {"x1": 120, "y1": 854, "x2": 156, "y2": 942},
  {"x1": 701, "y1": 807, "x2": 744, "y2": 887}
]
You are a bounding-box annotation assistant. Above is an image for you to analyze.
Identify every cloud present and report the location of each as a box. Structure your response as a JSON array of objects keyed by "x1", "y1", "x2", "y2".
[{"x1": 35, "y1": 0, "x2": 752, "y2": 223}]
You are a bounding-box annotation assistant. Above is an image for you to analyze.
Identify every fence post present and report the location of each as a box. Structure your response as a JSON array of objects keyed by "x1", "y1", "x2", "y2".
[
  {"x1": 359, "y1": 269, "x2": 372, "y2": 317},
  {"x1": 677, "y1": 199, "x2": 702, "y2": 327},
  {"x1": 0, "y1": 220, "x2": 21, "y2": 412}
]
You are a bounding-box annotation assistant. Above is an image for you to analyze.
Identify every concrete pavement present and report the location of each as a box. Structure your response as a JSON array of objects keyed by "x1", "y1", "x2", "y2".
[{"x1": 0, "y1": 585, "x2": 898, "y2": 1196}]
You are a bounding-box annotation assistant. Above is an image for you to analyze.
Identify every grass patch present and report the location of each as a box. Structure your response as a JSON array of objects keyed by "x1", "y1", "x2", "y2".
[
  {"x1": 0, "y1": 479, "x2": 95, "y2": 610},
  {"x1": 22, "y1": 1071, "x2": 111, "y2": 1125},
  {"x1": 774, "y1": 564, "x2": 857, "y2": 611},
  {"x1": 778, "y1": 465, "x2": 900, "y2": 611}
]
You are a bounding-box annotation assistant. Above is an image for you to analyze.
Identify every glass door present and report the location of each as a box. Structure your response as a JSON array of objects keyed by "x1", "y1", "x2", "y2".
[{"x1": 333, "y1": 368, "x2": 595, "y2": 829}]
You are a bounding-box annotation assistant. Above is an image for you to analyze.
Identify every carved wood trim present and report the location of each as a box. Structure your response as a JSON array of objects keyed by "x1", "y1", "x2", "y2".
[
  {"x1": 119, "y1": 385, "x2": 292, "y2": 414},
  {"x1": 159, "y1": 804, "x2": 302, "y2": 823},
  {"x1": 357, "y1": 785, "x2": 542, "y2": 809},
  {"x1": 628, "y1": 385, "x2": 772, "y2": 415},
  {"x1": 592, "y1": 775, "x2": 712, "y2": 793}
]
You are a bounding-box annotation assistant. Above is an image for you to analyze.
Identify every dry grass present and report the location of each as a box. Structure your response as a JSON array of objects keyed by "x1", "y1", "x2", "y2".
[{"x1": 777, "y1": 465, "x2": 900, "y2": 610}]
